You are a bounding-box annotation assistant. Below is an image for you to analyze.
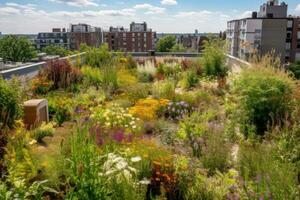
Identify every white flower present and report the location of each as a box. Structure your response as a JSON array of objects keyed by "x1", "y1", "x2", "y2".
[
  {"x1": 29, "y1": 139, "x2": 37, "y2": 145},
  {"x1": 139, "y1": 178, "x2": 151, "y2": 185},
  {"x1": 131, "y1": 156, "x2": 142, "y2": 163},
  {"x1": 116, "y1": 160, "x2": 128, "y2": 170}
]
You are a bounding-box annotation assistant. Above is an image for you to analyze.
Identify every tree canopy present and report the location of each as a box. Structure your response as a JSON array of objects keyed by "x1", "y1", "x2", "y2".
[
  {"x1": 156, "y1": 35, "x2": 177, "y2": 52},
  {"x1": 0, "y1": 35, "x2": 36, "y2": 62},
  {"x1": 43, "y1": 45, "x2": 69, "y2": 57}
]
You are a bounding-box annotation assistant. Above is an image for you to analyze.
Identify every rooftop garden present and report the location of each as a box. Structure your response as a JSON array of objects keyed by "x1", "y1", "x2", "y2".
[{"x1": 0, "y1": 39, "x2": 300, "y2": 200}]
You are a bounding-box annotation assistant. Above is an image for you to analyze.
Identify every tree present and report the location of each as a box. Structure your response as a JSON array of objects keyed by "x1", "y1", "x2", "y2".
[
  {"x1": 287, "y1": 61, "x2": 300, "y2": 79},
  {"x1": 156, "y1": 35, "x2": 176, "y2": 52},
  {"x1": 171, "y1": 44, "x2": 186, "y2": 52},
  {"x1": 43, "y1": 45, "x2": 69, "y2": 57},
  {"x1": 0, "y1": 35, "x2": 36, "y2": 62}
]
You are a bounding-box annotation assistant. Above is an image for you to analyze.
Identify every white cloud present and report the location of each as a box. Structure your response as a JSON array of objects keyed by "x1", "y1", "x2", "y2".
[
  {"x1": 0, "y1": 3, "x2": 232, "y2": 34},
  {"x1": 161, "y1": 0, "x2": 177, "y2": 6},
  {"x1": 134, "y1": 3, "x2": 165, "y2": 14},
  {"x1": 296, "y1": 4, "x2": 300, "y2": 12},
  {"x1": 49, "y1": 0, "x2": 98, "y2": 7},
  {"x1": 0, "y1": 7, "x2": 20, "y2": 15},
  {"x1": 5, "y1": 2, "x2": 36, "y2": 9},
  {"x1": 238, "y1": 11, "x2": 252, "y2": 19}
]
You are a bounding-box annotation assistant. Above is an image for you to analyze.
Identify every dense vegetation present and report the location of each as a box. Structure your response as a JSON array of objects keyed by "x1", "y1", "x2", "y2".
[
  {"x1": 156, "y1": 35, "x2": 177, "y2": 52},
  {"x1": 42, "y1": 45, "x2": 69, "y2": 57},
  {"x1": 0, "y1": 35, "x2": 36, "y2": 62},
  {"x1": 0, "y1": 41, "x2": 300, "y2": 199}
]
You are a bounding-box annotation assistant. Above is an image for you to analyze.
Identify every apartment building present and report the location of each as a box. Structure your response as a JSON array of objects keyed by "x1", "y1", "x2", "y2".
[
  {"x1": 36, "y1": 24, "x2": 104, "y2": 51},
  {"x1": 35, "y1": 28, "x2": 69, "y2": 50},
  {"x1": 69, "y1": 23, "x2": 103, "y2": 50},
  {"x1": 227, "y1": 0, "x2": 300, "y2": 63},
  {"x1": 104, "y1": 22, "x2": 156, "y2": 52}
]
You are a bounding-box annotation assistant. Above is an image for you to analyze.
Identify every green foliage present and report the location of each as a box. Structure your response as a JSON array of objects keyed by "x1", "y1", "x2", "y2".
[
  {"x1": 0, "y1": 35, "x2": 36, "y2": 62},
  {"x1": 81, "y1": 65, "x2": 102, "y2": 88},
  {"x1": 156, "y1": 35, "x2": 176, "y2": 52},
  {"x1": 49, "y1": 97, "x2": 72, "y2": 126},
  {"x1": 152, "y1": 79, "x2": 176, "y2": 100},
  {"x1": 156, "y1": 62, "x2": 182, "y2": 80},
  {"x1": 201, "y1": 132, "x2": 231, "y2": 175},
  {"x1": 65, "y1": 127, "x2": 110, "y2": 199},
  {"x1": 126, "y1": 83, "x2": 150, "y2": 102},
  {"x1": 231, "y1": 65, "x2": 295, "y2": 136},
  {"x1": 179, "y1": 70, "x2": 199, "y2": 89},
  {"x1": 0, "y1": 179, "x2": 50, "y2": 200},
  {"x1": 85, "y1": 44, "x2": 112, "y2": 68},
  {"x1": 201, "y1": 38, "x2": 227, "y2": 78},
  {"x1": 177, "y1": 109, "x2": 219, "y2": 158},
  {"x1": 102, "y1": 65, "x2": 118, "y2": 93},
  {"x1": 5, "y1": 124, "x2": 38, "y2": 183},
  {"x1": 185, "y1": 170, "x2": 240, "y2": 200},
  {"x1": 171, "y1": 44, "x2": 186, "y2": 52},
  {"x1": 32, "y1": 122, "x2": 55, "y2": 143},
  {"x1": 43, "y1": 45, "x2": 69, "y2": 57},
  {"x1": 54, "y1": 102, "x2": 72, "y2": 127},
  {"x1": 287, "y1": 60, "x2": 300, "y2": 79},
  {"x1": 238, "y1": 142, "x2": 299, "y2": 199},
  {"x1": 0, "y1": 78, "x2": 22, "y2": 129},
  {"x1": 125, "y1": 55, "x2": 137, "y2": 69}
]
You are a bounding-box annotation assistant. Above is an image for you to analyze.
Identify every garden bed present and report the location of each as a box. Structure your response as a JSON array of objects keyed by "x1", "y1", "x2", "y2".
[{"x1": 0, "y1": 42, "x2": 299, "y2": 199}]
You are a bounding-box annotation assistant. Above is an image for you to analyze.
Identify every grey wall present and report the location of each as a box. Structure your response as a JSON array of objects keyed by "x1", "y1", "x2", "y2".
[{"x1": 261, "y1": 19, "x2": 287, "y2": 62}]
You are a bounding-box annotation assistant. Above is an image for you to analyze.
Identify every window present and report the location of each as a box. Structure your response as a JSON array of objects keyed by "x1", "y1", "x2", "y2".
[
  {"x1": 287, "y1": 32, "x2": 292, "y2": 39},
  {"x1": 298, "y1": 31, "x2": 300, "y2": 39},
  {"x1": 287, "y1": 20, "x2": 293, "y2": 28},
  {"x1": 286, "y1": 43, "x2": 291, "y2": 50}
]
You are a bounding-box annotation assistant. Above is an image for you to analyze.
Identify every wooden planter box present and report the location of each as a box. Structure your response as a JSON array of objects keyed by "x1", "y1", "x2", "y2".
[{"x1": 23, "y1": 99, "x2": 49, "y2": 129}]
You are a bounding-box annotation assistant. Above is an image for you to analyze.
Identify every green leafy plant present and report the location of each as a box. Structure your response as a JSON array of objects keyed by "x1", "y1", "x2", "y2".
[
  {"x1": 0, "y1": 35, "x2": 36, "y2": 62},
  {"x1": 81, "y1": 65, "x2": 102, "y2": 88},
  {"x1": 43, "y1": 45, "x2": 69, "y2": 57},
  {"x1": 201, "y1": 38, "x2": 227, "y2": 78},
  {"x1": 156, "y1": 35, "x2": 176, "y2": 52},
  {"x1": 85, "y1": 44, "x2": 112, "y2": 68},
  {"x1": 286, "y1": 60, "x2": 300, "y2": 79},
  {"x1": 177, "y1": 109, "x2": 219, "y2": 158},
  {"x1": 179, "y1": 70, "x2": 199, "y2": 89},
  {"x1": 65, "y1": 127, "x2": 110, "y2": 199},
  {"x1": 0, "y1": 78, "x2": 22, "y2": 129},
  {"x1": 238, "y1": 142, "x2": 299, "y2": 199},
  {"x1": 32, "y1": 122, "x2": 55, "y2": 143},
  {"x1": 152, "y1": 79, "x2": 176, "y2": 100},
  {"x1": 231, "y1": 63, "x2": 295, "y2": 136},
  {"x1": 52, "y1": 98, "x2": 72, "y2": 126}
]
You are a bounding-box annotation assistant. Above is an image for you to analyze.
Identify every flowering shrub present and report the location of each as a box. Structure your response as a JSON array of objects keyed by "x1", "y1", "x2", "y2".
[
  {"x1": 164, "y1": 101, "x2": 192, "y2": 121},
  {"x1": 51, "y1": 97, "x2": 73, "y2": 126},
  {"x1": 42, "y1": 60, "x2": 82, "y2": 90},
  {"x1": 148, "y1": 158, "x2": 178, "y2": 199},
  {"x1": 102, "y1": 153, "x2": 140, "y2": 182},
  {"x1": 89, "y1": 126, "x2": 133, "y2": 146},
  {"x1": 129, "y1": 98, "x2": 169, "y2": 121},
  {"x1": 91, "y1": 104, "x2": 140, "y2": 132},
  {"x1": 31, "y1": 76, "x2": 53, "y2": 95}
]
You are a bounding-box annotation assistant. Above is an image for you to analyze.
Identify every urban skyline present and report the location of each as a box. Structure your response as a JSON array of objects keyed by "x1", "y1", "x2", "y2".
[{"x1": 0, "y1": 0, "x2": 300, "y2": 34}]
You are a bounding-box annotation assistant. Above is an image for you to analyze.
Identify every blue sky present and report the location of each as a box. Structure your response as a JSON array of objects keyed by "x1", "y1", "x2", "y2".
[{"x1": 0, "y1": 0, "x2": 299, "y2": 34}]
